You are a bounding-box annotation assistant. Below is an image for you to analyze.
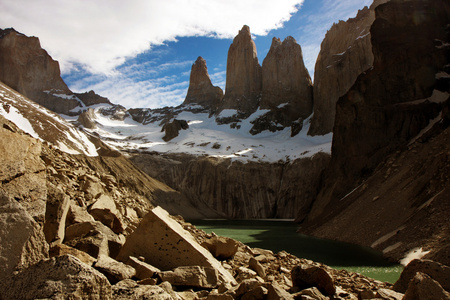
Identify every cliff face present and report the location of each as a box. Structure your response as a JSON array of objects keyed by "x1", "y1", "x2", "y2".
[
  {"x1": 183, "y1": 57, "x2": 223, "y2": 112},
  {"x1": 301, "y1": 0, "x2": 450, "y2": 264},
  {"x1": 308, "y1": 1, "x2": 388, "y2": 136},
  {"x1": 221, "y1": 25, "x2": 262, "y2": 116},
  {"x1": 129, "y1": 152, "x2": 330, "y2": 219},
  {"x1": 0, "y1": 28, "x2": 81, "y2": 114}
]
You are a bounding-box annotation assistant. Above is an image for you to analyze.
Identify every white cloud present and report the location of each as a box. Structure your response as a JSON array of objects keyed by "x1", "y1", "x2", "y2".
[{"x1": 1, "y1": 0, "x2": 303, "y2": 75}]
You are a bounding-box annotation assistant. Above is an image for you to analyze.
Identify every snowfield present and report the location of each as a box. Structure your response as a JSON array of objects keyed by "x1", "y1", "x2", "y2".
[{"x1": 75, "y1": 104, "x2": 333, "y2": 163}]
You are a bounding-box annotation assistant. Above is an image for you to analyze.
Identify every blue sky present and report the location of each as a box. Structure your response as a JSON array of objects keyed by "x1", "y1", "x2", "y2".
[{"x1": 1, "y1": 0, "x2": 372, "y2": 109}]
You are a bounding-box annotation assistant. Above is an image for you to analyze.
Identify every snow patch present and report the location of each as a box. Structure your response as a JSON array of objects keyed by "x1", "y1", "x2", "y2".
[
  {"x1": 0, "y1": 104, "x2": 40, "y2": 139},
  {"x1": 400, "y1": 247, "x2": 431, "y2": 266}
]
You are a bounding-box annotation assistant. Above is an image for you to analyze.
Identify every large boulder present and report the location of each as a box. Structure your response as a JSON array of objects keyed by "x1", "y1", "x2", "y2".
[
  {"x1": 158, "y1": 266, "x2": 220, "y2": 289},
  {"x1": 221, "y1": 25, "x2": 262, "y2": 116},
  {"x1": 88, "y1": 194, "x2": 125, "y2": 234},
  {"x1": 393, "y1": 259, "x2": 450, "y2": 293},
  {"x1": 5, "y1": 255, "x2": 112, "y2": 300},
  {"x1": 64, "y1": 220, "x2": 125, "y2": 258},
  {"x1": 117, "y1": 206, "x2": 236, "y2": 285},
  {"x1": 183, "y1": 56, "x2": 223, "y2": 111},
  {"x1": 201, "y1": 235, "x2": 240, "y2": 260},
  {"x1": 112, "y1": 279, "x2": 173, "y2": 300},
  {"x1": 94, "y1": 254, "x2": 136, "y2": 284},
  {"x1": 125, "y1": 256, "x2": 161, "y2": 280},
  {"x1": 0, "y1": 191, "x2": 49, "y2": 295},
  {"x1": 291, "y1": 264, "x2": 336, "y2": 296},
  {"x1": 43, "y1": 185, "x2": 70, "y2": 246},
  {"x1": 403, "y1": 272, "x2": 450, "y2": 300}
]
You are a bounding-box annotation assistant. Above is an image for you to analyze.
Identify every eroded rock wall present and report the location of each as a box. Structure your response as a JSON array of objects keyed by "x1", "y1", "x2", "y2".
[
  {"x1": 308, "y1": 0, "x2": 388, "y2": 136},
  {"x1": 130, "y1": 152, "x2": 330, "y2": 219},
  {"x1": 0, "y1": 28, "x2": 80, "y2": 114},
  {"x1": 301, "y1": 0, "x2": 450, "y2": 264}
]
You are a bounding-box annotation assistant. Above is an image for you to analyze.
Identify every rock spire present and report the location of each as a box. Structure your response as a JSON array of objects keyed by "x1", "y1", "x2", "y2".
[
  {"x1": 261, "y1": 36, "x2": 313, "y2": 119},
  {"x1": 221, "y1": 25, "x2": 262, "y2": 115},
  {"x1": 183, "y1": 56, "x2": 223, "y2": 111}
]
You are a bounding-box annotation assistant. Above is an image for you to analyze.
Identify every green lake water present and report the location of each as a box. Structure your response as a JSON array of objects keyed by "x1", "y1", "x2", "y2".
[{"x1": 191, "y1": 219, "x2": 403, "y2": 284}]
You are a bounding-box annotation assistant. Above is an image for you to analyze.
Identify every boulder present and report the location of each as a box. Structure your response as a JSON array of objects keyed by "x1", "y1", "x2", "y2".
[
  {"x1": 80, "y1": 174, "x2": 105, "y2": 203},
  {"x1": 117, "y1": 206, "x2": 236, "y2": 285},
  {"x1": 0, "y1": 190, "x2": 48, "y2": 295},
  {"x1": 263, "y1": 282, "x2": 294, "y2": 300},
  {"x1": 49, "y1": 243, "x2": 96, "y2": 266},
  {"x1": 94, "y1": 254, "x2": 136, "y2": 284},
  {"x1": 403, "y1": 272, "x2": 450, "y2": 300},
  {"x1": 393, "y1": 259, "x2": 450, "y2": 293},
  {"x1": 158, "y1": 266, "x2": 219, "y2": 289},
  {"x1": 291, "y1": 264, "x2": 335, "y2": 296},
  {"x1": 43, "y1": 185, "x2": 70, "y2": 246},
  {"x1": 126, "y1": 256, "x2": 161, "y2": 280},
  {"x1": 67, "y1": 202, "x2": 96, "y2": 224},
  {"x1": 5, "y1": 255, "x2": 112, "y2": 300},
  {"x1": 375, "y1": 288, "x2": 404, "y2": 300},
  {"x1": 293, "y1": 287, "x2": 327, "y2": 300},
  {"x1": 64, "y1": 220, "x2": 125, "y2": 258},
  {"x1": 236, "y1": 266, "x2": 258, "y2": 281},
  {"x1": 241, "y1": 285, "x2": 268, "y2": 300},
  {"x1": 77, "y1": 107, "x2": 97, "y2": 129},
  {"x1": 88, "y1": 193, "x2": 125, "y2": 233},
  {"x1": 159, "y1": 281, "x2": 183, "y2": 300},
  {"x1": 249, "y1": 257, "x2": 266, "y2": 278},
  {"x1": 202, "y1": 235, "x2": 239, "y2": 260},
  {"x1": 221, "y1": 25, "x2": 262, "y2": 115},
  {"x1": 183, "y1": 56, "x2": 223, "y2": 111},
  {"x1": 112, "y1": 279, "x2": 173, "y2": 300}
]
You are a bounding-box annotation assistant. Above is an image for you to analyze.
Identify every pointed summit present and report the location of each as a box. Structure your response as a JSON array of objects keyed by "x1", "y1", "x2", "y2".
[
  {"x1": 261, "y1": 36, "x2": 313, "y2": 118},
  {"x1": 183, "y1": 56, "x2": 223, "y2": 111},
  {"x1": 220, "y1": 25, "x2": 262, "y2": 115}
]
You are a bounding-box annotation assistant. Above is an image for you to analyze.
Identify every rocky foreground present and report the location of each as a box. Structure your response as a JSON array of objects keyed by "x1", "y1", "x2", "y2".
[{"x1": 1, "y1": 115, "x2": 449, "y2": 300}]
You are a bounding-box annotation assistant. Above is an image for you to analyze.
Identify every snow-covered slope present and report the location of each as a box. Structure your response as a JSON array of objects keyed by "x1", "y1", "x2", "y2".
[
  {"x1": 0, "y1": 82, "x2": 98, "y2": 156},
  {"x1": 67, "y1": 103, "x2": 332, "y2": 162}
]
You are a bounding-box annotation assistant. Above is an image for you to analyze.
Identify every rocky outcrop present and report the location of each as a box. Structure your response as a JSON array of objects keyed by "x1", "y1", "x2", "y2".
[
  {"x1": 300, "y1": 0, "x2": 450, "y2": 265},
  {"x1": 6, "y1": 255, "x2": 113, "y2": 299},
  {"x1": 221, "y1": 25, "x2": 262, "y2": 116},
  {"x1": 161, "y1": 119, "x2": 189, "y2": 142},
  {"x1": 308, "y1": 0, "x2": 388, "y2": 136},
  {"x1": 75, "y1": 90, "x2": 112, "y2": 106},
  {"x1": 130, "y1": 152, "x2": 330, "y2": 219},
  {"x1": 183, "y1": 56, "x2": 223, "y2": 111},
  {"x1": 0, "y1": 28, "x2": 82, "y2": 114},
  {"x1": 259, "y1": 36, "x2": 313, "y2": 125}
]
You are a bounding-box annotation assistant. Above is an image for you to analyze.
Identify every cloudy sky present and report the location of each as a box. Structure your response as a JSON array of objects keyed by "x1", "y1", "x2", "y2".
[{"x1": 1, "y1": 0, "x2": 372, "y2": 109}]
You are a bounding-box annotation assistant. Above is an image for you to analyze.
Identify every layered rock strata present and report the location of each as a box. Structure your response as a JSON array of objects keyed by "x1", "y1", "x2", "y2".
[
  {"x1": 301, "y1": 0, "x2": 450, "y2": 264},
  {"x1": 183, "y1": 56, "x2": 223, "y2": 112},
  {"x1": 0, "y1": 28, "x2": 81, "y2": 114},
  {"x1": 308, "y1": 0, "x2": 388, "y2": 136},
  {"x1": 221, "y1": 25, "x2": 262, "y2": 115}
]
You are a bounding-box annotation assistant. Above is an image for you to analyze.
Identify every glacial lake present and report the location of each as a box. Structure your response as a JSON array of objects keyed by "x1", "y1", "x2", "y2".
[{"x1": 191, "y1": 219, "x2": 403, "y2": 283}]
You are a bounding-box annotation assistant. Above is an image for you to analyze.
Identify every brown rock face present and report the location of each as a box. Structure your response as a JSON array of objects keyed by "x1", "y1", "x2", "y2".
[
  {"x1": 0, "y1": 28, "x2": 80, "y2": 114},
  {"x1": 300, "y1": 0, "x2": 450, "y2": 265},
  {"x1": 308, "y1": 1, "x2": 388, "y2": 136},
  {"x1": 221, "y1": 25, "x2": 262, "y2": 115},
  {"x1": 183, "y1": 56, "x2": 223, "y2": 111},
  {"x1": 261, "y1": 36, "x2": 313, "y2": 119},
  {"x1": 130, "y1": 152, "x2": 330, "y2": 219}
]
